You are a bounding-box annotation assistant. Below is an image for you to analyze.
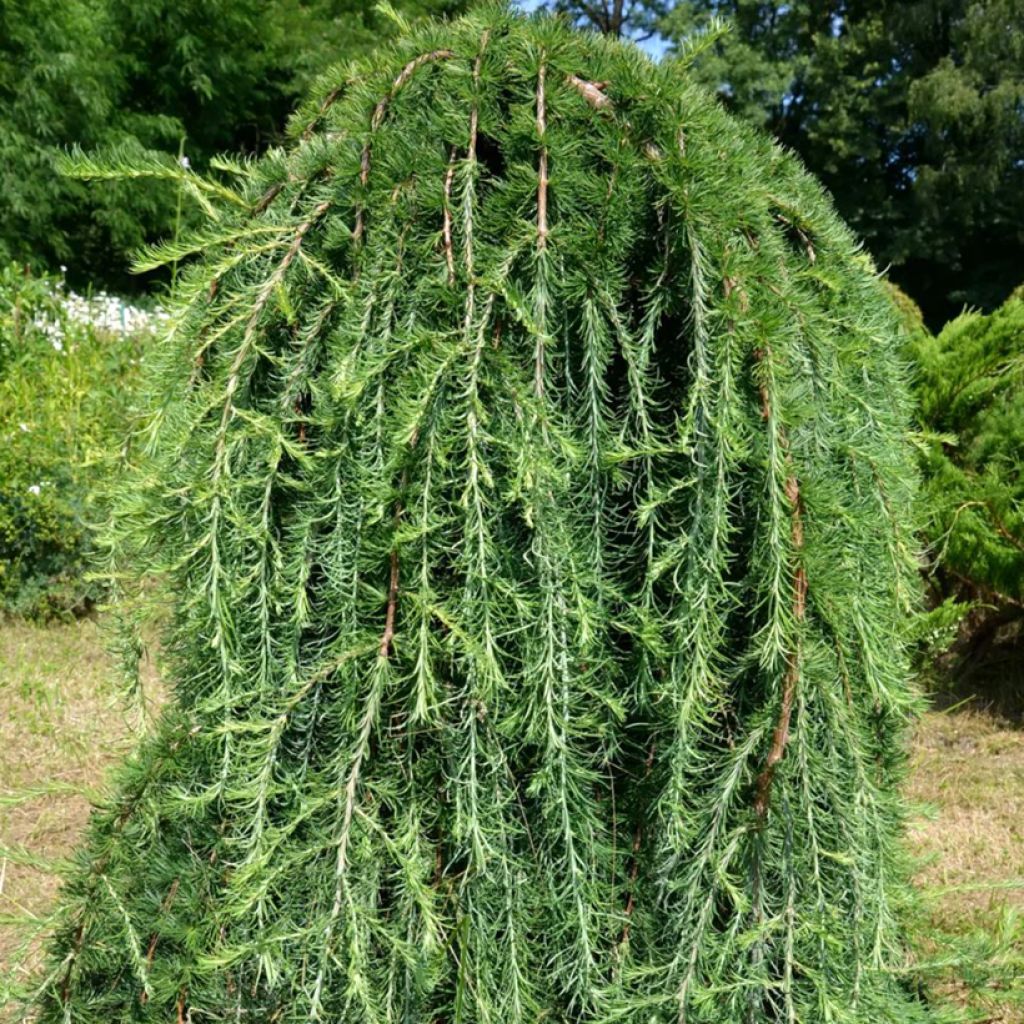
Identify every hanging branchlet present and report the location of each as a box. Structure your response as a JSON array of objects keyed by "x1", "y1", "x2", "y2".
[
  {"x1": 354, "y1": 48, "x2": 455, "y2": 244},
  {"x1": 750, "y1": 342, "x2": 807, "y2": 821}
]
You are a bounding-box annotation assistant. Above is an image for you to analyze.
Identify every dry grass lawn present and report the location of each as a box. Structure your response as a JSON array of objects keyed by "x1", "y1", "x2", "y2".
[
  {"x1": 1, "y1": 617, "x2": 1022, "y2": 1018},
  {"x1": 908, "y1": 707, "x2": 1024, "y2": 1021},
  {"x1": 0, "y1": 617, "x2": 159, "y2": 1002}
]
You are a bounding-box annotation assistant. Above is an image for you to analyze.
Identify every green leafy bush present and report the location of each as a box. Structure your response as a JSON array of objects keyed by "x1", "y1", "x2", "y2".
[
  {"x1": 18, "y1": 10, "x2": 931, "y2": 1023},
  {"x1": 913, "y1": 288, "x2": 1024, "y2": 656},
  {"x1": 0, "y1": 265, "x2": 151, "y2": 617}
]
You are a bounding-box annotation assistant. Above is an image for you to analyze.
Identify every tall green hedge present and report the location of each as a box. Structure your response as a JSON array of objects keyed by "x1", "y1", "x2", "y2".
[{"x1": 22, "y1": 9, "x2": 928, "y2": 1023}]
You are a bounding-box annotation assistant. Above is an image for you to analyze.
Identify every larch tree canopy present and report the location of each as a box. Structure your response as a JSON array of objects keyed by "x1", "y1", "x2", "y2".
[{"x1": 21, "y1": 6, "x2": 927, "y2": 1022}]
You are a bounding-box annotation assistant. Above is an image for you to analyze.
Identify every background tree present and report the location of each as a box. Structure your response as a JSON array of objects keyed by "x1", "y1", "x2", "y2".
[
  {"x1": 548, "y1": 0, "x2": 669, "y2": 37},
  {"x1": 0, "y1": 0, "x2": 469, "y2": 290},
  {"x1": 660, "y1": 0, "x2": 1024, "y2": 327}
]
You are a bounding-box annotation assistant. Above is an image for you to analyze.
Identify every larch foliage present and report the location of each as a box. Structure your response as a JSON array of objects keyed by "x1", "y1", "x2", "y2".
[{"x1": 20, "y1": 7, "x2": 926, "y2": 1022}]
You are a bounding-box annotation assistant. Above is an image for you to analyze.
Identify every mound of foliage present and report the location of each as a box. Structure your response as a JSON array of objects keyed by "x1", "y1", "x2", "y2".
[
  {"x1": 913, "y1": 286, "x2": 1024, "y2": 660},
  {"x1": 21, "y1": 9, "x2": 928, "y2": 1023},
  {"x1": 0, "y1": 265, "x2": 150, "y2": 617}
]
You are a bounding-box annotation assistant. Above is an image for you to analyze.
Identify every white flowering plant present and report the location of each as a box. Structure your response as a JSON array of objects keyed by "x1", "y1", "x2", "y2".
[{"x1": 0, "y1": 264, "x2": 158, "y2": 616}]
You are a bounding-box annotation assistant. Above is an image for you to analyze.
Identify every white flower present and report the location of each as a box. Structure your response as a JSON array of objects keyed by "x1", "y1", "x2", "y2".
[
  {"x1": 19, "y1": 423, "x2": 29, "y2": 433},
  {"x1": 28, "y1": 484, "x2": 41, "y2": 496},
  {"x1": 60, "y1": 264, "x2": 68, "y2": 274},
  {"x1": 52, "y1": 339, "x2": 64, "y2": 352},
  {"x1": 180, "y1": 155, "x2": 191, "y2": 170}
]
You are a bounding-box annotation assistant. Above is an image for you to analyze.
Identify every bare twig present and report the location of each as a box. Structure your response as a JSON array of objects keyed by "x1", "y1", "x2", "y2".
[
  {"x1": 536, "y1": 61, "x2": 549, "y2": 251},
  {"x1": 566, "y1": 74, "x2": 613, "y2": 111},
  {"x1": 379, "y1": 547, "x2": 400, "y2": 661},
  {"x1": 442, "y1": 147, "x2": 457, "y2": 285}
]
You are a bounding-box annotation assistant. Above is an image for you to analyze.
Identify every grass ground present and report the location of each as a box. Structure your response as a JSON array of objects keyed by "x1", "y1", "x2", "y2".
[
  {"x1": 1, "y1": 618, "x2": 1022, "y2": 1018},
  {"x1": 0, "y1": 618, "x2": 159, "y2": 998},
  {"x1": 908, "y1": 708, "x2": 1024, "y2": 1020}
]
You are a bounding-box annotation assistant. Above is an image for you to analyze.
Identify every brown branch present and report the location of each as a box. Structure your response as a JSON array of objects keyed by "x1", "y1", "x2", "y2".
[
  {"x1": 752, "y1": 345, "x2": 806, "y2": 821},
  {"x1": 139, "y1": 878, "x2": 181, "y2": 1003},
  {"x1": 302, "y1": 83, "x2": 346, "y2": 142},
  {"x1": 566, "y1": 74, "x2": 613, "y2": 111},
  {"x1": 379, "y1": 546, "x2": 400, "y2": 661},
  {"x1": 251, "y1": 181, "x2": 285, "y2": 217},
  {"x1": 619, "y1": 825, "x2": 644, "y2": 946},
  {"x1": 442, "y1": 146, "x2": 457, "y2": 285},
  {"x1": 61, "y1": 924, "x2": 84, "y2": 1005},
  {"x1": 617, "y1": 743, "x2": 656, "y2": 952}
]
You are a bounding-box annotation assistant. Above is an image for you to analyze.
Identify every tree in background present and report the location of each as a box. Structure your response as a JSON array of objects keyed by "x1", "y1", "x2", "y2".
[
  {"x1": 660, "y1": 1, "x2": 1024, "y2": 327},
  {"x1": 0, "y1": 0, "x2": 468, "y2": 290},
  {"x1": 549, "y1": 0, "x2": 669, "y2": 37},
  {"x1": 546, "y1": 0, "x2": 1023, "y2": 328}
]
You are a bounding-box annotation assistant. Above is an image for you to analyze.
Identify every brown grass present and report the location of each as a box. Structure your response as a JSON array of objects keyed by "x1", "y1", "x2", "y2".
[
  {"x1": 0, "y1": 619, "x2": 1021, "y2": 1017},
  {"x1": 0, "y1": 617, "x2": 159, "y2": 996},
  {"x1": 908, "y1": 708, "x2": 1024, "y2": 1022}
]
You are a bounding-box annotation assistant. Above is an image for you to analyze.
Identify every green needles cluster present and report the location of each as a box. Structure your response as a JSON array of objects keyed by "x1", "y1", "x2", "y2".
[
  {"x1": 914, "y1": 288, "x2": 1024, "y2": 648},
  {"x1": 23, "y1": 7, "x2": 926, "y2": 1022}
]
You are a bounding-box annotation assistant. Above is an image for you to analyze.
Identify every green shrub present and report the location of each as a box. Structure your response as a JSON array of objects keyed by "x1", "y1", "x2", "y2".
[
  {"x1": 22, "y1": 10, "x2": 929, "y2": 1024},
  {"x1": 0, "y1": 265, "x2": 150, "y2": 617},
  {"x1": 913, "y1": 289, "x2": 1024, "y2": 655}
]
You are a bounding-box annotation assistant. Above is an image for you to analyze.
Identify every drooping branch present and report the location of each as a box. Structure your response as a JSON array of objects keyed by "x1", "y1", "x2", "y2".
[
  {"x1": 442, "y1": 146, "x2": 457, "y2": 285},
  {"x1": 534, "y1": 57, "x2": 550, "y2": 402},
  {"x1": 752, "y1": 344, "x2": 807, "y2": 821},
  {"x1": 354, "y1": 48, "x2": 455, "y2": 243},
  {"x1": 536, "y1": 61, "x2": 549, "y2": 252},
  {"x1": 379, "y1": 547, "x2": 400, "y2": 660}
]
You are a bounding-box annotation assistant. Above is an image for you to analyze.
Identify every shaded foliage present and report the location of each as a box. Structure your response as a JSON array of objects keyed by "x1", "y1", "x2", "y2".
[{"x1": 0, "y1": 0, "x2": 469, "y2": 291}]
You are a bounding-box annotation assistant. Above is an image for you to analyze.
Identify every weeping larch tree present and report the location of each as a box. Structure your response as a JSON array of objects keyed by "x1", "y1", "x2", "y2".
[{"x1": 20, "y1": 6, "x2": 927, "y2": 1022}]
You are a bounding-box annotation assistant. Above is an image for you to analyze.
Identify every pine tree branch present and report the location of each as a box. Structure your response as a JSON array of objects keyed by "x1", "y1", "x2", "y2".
[
  {"x1": 617, "y1": 743, "x2": 655, "y2": 952},
  {"x1": 354, "y1": 48, "x2": 455, "y2": 244},
  {"x1": 379, "y1": 547, "x2": 400, "y2": 660},
  {"x1": 139, "y1": 878, "x2": 180, "y2": 1004},
  {"x1": 442, "y1": 146, "x2": 457, "y2": 286},
  {"x1": 751, "y1": 343, "x2": 807, "y2": 822},
  {"x1": 566, "y1": 74, "x2": 613, "y2": 111},
  {"x1": 536, "y1": 60, "x2": 549, "y2": 254}
]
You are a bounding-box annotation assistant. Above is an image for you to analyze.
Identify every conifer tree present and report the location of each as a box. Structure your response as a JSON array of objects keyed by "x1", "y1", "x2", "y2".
[
  {"x1": 913, "y1": 286, "x2": 1024, "y2": 659},
  {"x1": 18, "y1": 7, "x2": 928, "y2": 1022}
]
